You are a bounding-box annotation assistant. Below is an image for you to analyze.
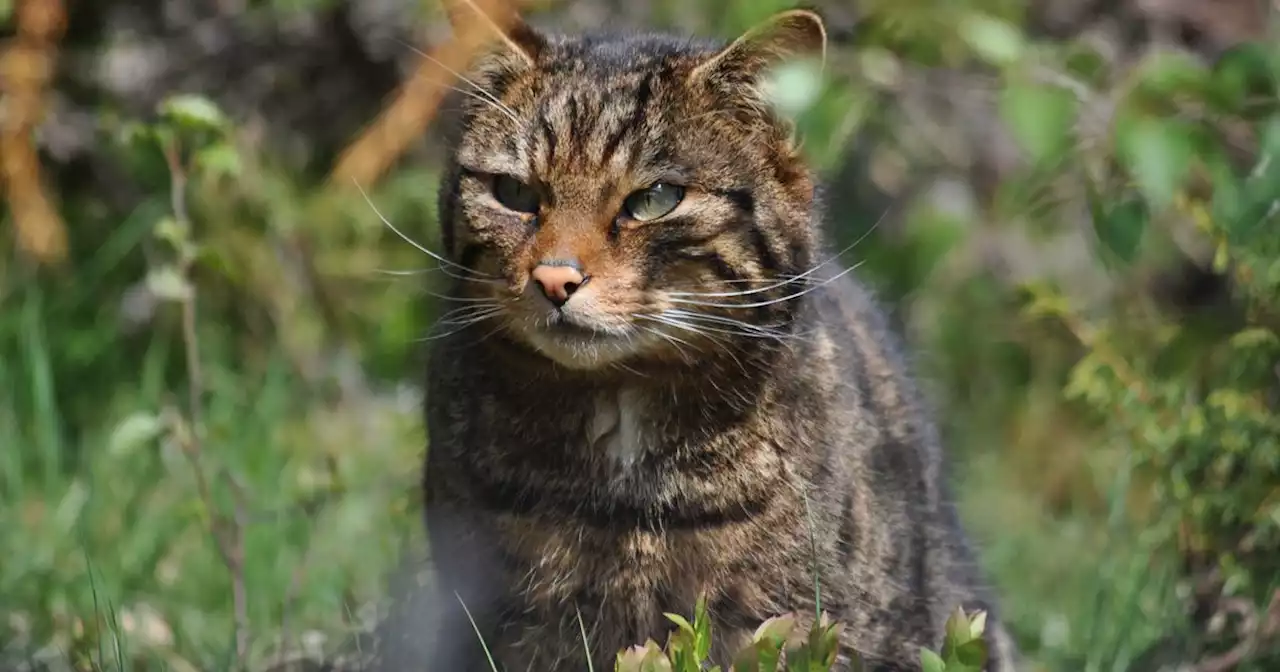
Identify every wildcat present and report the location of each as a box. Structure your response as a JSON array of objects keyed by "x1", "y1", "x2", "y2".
[{"x1": 417, "y1": 3, "x2": 1019, "y2": 670}]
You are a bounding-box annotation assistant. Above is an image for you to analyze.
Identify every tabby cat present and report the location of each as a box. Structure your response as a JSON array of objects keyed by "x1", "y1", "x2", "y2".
[{"x1": 418, "y1": 4, "x2": 1019, "y2": 670}]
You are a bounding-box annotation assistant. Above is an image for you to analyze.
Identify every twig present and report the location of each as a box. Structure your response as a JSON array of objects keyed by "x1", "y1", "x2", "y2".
[
  {"x1": 1, "y1": 0, "x2": 69, "y2": 264},
  {"x1": 327, "y1": 0, "x2": 528, "y2": 189},
  {"x1": 161, "y1": 140, "x2": 251, "y2": 665}
]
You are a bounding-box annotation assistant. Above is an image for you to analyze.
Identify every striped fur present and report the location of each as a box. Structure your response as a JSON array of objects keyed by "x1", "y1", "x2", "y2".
[{"x1": 420, "y1": 8, "x2": 1019, "y2": 671}]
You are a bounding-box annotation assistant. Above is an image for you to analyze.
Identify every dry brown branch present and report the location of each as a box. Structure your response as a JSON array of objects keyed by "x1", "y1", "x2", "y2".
[
  {"x1": 327, "y1": 0, "x2": 528, "y2": 189},
  {"x1": 1, "y1": 0, "x2": 68, "y2": 264}
]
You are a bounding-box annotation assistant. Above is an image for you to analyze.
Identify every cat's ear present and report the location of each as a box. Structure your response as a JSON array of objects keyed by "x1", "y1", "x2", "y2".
[
  {"x1": 446, "y1": 0, "x2": 546, "y2": 68},
  {"x1": 690, "y1": 9, "x2": 827, "y2": 84}
]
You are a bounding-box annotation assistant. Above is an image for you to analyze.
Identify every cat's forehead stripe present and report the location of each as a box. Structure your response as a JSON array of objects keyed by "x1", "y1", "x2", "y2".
[{"x1": 527, "y1": 66, "x2": 668, "y2": 176}]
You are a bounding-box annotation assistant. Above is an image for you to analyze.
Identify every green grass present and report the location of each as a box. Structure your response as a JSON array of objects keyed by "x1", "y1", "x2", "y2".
[{"x1": 0, "y1": 258, "x2": 426, "y2": 669}]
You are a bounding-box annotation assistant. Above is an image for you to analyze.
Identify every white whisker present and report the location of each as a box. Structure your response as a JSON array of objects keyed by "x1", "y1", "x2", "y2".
[
  {"x1": 353, "y1": 180, "x2": 499, "y2": 281},
  {"x1": 437, "y1": 303, "x2": 507, "y2": 322},
  {"x1": 422, "y1": 290, "x2": 507, "y2": 304},
  {"x1": 660, "y1": 309, "x2": 796, "y2": 339},
  {"x1": 665, "y1": 206, "x2": 885, "y2": 296},
  {"x1": 418, "y1": 306, "x2": 506, "y2": 342},
  {"x1": 665, "y1": 207, "x2": 887, "y2": 299},
  {"x1": 641, "y1": 313, "x2": 792, "y2": 341},
  {"x1": 376, "y1": 265, "x2": 499, "y2": 284},
  {"x1": 396, "y1": 38, "x2": 523, "y2": 126},
  {"x1": 667, "y1": 259, "x2": 866, "y2": 310}
]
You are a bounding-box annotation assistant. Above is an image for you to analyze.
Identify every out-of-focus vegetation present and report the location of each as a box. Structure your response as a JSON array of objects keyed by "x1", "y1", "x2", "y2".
[{"x1": 2, "y1": 0, "x2": 1278, "y2": 670}]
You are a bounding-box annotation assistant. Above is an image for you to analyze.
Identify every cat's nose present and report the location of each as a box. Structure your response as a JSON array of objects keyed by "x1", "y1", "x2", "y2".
[{"x1": 530, "y1": 262, "x2": 587, "y2": 307}]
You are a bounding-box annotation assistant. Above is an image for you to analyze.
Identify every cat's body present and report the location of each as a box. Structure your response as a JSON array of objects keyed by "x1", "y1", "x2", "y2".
[{"x1": 420, "y1": 6, "x2": 1018, "y2": 670}]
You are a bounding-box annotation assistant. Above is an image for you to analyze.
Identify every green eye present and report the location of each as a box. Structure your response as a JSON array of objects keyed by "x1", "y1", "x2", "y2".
[
  {"x1": 623, "y1": 183, "x2": 685, "y2": 221},
  {"x1": 492, "y1": 175, "x2": 540, "y2": 214}
]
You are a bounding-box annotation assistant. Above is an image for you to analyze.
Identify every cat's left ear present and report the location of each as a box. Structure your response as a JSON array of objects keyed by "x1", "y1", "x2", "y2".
[
  {"x1": 690, "y1": 9, "x2": 827, "y2": 84},
  {"x1": 445, "y1": 0, "x2": 547, "y2": 68}
]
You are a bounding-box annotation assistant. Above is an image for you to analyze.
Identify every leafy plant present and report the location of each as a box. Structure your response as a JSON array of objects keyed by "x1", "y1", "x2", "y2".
[{"x1": 611, "y1": 595, "x2": 988, "y2": 672}]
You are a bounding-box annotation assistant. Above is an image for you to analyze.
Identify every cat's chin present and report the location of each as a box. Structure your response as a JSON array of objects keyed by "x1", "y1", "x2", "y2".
[{"x1": 521, "y1": 327, "x2": 649, "y2": 370}]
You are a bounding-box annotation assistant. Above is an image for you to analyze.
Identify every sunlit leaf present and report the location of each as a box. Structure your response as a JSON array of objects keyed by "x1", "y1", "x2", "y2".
[
  {"x1": 959, "y1": 13, "x2": 1024, "y2": 66},
  {"x1": 145, "y1": 265, "x2": 194, "y2": 302},
  {"x1": 1116, "y1": 115, "x2": 1195, "y2": 208},
  {"x1": 999, "y1": 80, "x2": 1078, "y2": 164},
  {"x1": 1209, "y1": 42, "x2": 1279, "y2": 115},
  {"x1": 195, "y1": 144, "x2": 242, "y2": 179},
  {"x1": 108, "y1": 412, "x2": 165, "y2": 457},
  {"x1": 761, "y1": 59, "x2": 825, "y2": 120},
  {"x1": 159, "y1": 94, "x2": 231, "y2": 132},
  {"x1": 1133, "y1": 50, "x2": 1209, "y2": 101},
  {"x1": 920, "y1": 648, "x2": 947, "y2": 672}
]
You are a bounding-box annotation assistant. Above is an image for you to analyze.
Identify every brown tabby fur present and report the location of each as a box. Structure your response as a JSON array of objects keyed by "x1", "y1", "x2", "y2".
[{"x1": 419, "y1": 5, "x2": 1019, "y2": 670}]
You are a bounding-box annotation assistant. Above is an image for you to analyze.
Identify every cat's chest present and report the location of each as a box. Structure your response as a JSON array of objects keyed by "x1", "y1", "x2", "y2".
[
  {"x1": 586, "y1": 387, "x2": 649, "y2": 470},
  {"x1": 474, "y1": 385, "x2": 656, "y2": 473}
]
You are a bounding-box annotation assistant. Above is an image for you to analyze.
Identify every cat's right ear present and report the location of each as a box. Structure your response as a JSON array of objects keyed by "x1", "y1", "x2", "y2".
[
  {"x1": 445, "y1": 0, "x2": 546, "y2": 68},
  {"x1": 690, "y1": 9, "x2": 827, "y2": 85}
]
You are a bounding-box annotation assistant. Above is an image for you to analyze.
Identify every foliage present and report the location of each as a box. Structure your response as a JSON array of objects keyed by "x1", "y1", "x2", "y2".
[
  {"x1": 999, "y1": 22, "x2": 1280, "y2": 670},
  {"x1": 1, "y1": 91, "x2": 424, "y2": 670},
  {"x1": 610, "y1": 597, "x2": 990, "y2": 672}
]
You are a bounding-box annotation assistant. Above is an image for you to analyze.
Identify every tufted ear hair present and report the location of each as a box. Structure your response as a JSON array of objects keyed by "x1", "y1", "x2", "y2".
[
  {"x1": 690, "y1": 9, "x2": 827, "y2": 85},
  {"x1": 445, "y1": 0, "x2": 547, "y2": 68}
]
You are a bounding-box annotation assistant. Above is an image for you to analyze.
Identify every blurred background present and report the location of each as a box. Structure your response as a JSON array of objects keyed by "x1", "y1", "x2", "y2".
[{"x1": 1, "y1": 0, "x2": 1278, "y2": 670}]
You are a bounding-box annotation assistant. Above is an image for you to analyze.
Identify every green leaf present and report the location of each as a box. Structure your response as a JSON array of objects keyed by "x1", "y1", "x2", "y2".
[
  {"x1": 1115, "y1": 115, "x2": 1196, "y2": 208},
  {"x1": 1218, "y1": 115, "x2": 1280, "y2": 245},
  {"x1": 145, "y1": 265, "x2": 194, "y2": 302},
  {"x1": 153, "y1": 215, "x2": 189, "y2": 249},
  {"x1": 999, "y1": 80, "x2": 1078, "y2": 164},
  {"x1": 616, "y1": 641, "x2": 672, "y2": 672},
  {"x1": 1229, "y1": 327, "x2": 1280, "y2": 350},
  {"x1": 1134, "y1": 50, "x2": 1209, "y2": 100},
  {"x1": 693, "y1": 596, "x2": 713, "y2": 662},
  {"x1": 1061, "y1": 40, "x2": 1110, "y2": 88},
  {"x1": 1091, "y1": 192, "x2": 1148, "y2": 265},
  {"x1": 859, "y1": 47, "x2": 902, "y2": 89},
  {"x1": 643, "y1": 648, "x2": 674, "y2": 672},
  {"x1": 920, "y1": 649, "x2": 947, "y2": 672},
  {"x1": 967, "y1": 611, "x2": 988, "y2": 639},
  {"x1": 664, "y1": 613, "x2": 695, "y2": 636},
  {"x1": 195, "y1": 143, "x2": 242, "y2": 179},
  {"x1": 1209, "y1": 42, "x2": 1279, "y2": 115},
  {"x1": 814, "y1": 621, "x2": 843, "y2": 667},
  {"x1": 753, "y1": 615, "x2": 796, "y2": 646},
  {"x1": 954, "y1": 639, "x2": 988, "y2": 669},
  {"x1": 761, "y1": 58, "x2": 825, "y2": 120},
  {"x1": 617, "y1": 646, "x2": 646, "y2": 672},
  {"x1": 731, "y1": 642, "x2": 764, "y2": 672},
  {"x1": 107, "y1": 411, "x2": 165, "y2": 457},
  {"x1": 159, "y1": 94, "x2": 231, "y2": 132},
  {"x1": 782, "y1": 639, "x2": 813, "y2": 672},
  {"x1": 944, "y1": 607, "x2": 974, "y2": 649},
  {"x1": 959, "y1": 13, "x2": 1024, "y2": 66}
]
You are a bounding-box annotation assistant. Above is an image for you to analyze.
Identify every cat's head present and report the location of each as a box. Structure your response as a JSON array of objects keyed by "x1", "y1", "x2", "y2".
[{"x1": 436, "y1": 3, "x2": 827, "y2": 371}]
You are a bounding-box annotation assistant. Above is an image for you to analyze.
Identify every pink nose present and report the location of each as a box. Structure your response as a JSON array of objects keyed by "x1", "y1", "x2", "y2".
[{"x1": 530, "y1": 263, "x2": 586, "y2": 307}]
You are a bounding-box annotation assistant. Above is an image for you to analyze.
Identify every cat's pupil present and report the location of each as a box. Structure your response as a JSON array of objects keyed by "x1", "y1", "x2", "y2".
[
  {"x1": 493, "y1": 175, "x2": 539, "y2": 214},
  {"x1": 624, "y1": 183, "x2": 684, "y2": 221}
]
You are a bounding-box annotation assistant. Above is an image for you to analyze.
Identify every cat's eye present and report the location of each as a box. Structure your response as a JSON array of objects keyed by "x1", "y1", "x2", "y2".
[
  {"x1": 492, "y1": 175, "x2": 540, "y2": 214},
  {"x1": 623, "y1": 183, "x2": 685, "y2": 221}
]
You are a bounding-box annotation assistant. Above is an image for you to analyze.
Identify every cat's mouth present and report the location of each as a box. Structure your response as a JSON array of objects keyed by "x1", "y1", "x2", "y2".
[
  {"x1": 543, "y1": 313, "x2": 604, "y2": 337},
  {"x1": 516, "y1": 310, "x2": 652, "y2": 369}
]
